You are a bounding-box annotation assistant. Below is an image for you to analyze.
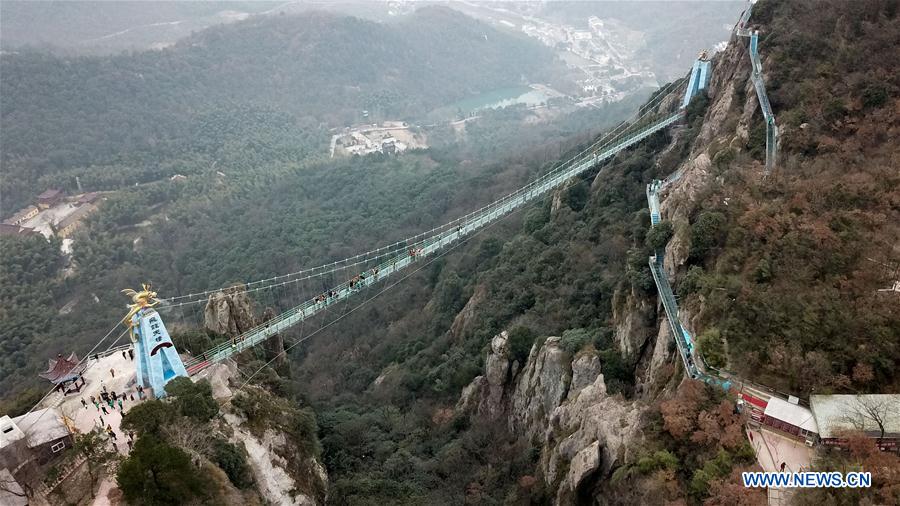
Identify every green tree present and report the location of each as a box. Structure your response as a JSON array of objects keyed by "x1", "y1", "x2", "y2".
[
  {"x1": 507, "y1": 326, "x2": 537, "y2": 365},
  {"x1": 697, "y1": 328, "x2": 727, "y2": 369},
  {"x1": 645, "y1": 221, "x2": 674, "y2": 251},
  {"x1": 689, "y1": 211, "x2": 726, "y2": 262},
  {"x1": 560, "y1": 328, "x2": 592, "y2": 354},
  {"x1": 121, "y1": 400, "x2": 177, "y2": 437},
  {"x1": 117, "y1": 435, "x2": 208, "y2": 505},
  {"x1": 164, "y1": 377, "x2": 219, "y2": 422}
]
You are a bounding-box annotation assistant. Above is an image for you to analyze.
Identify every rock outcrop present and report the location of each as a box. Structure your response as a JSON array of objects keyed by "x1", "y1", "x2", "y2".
[
  {"x1": 205, "y1": 361, "x2": 328, "y2": 505},
  {"x1": 457, "y1": 333, "x2": 644, "y2": 505},
  {"x1": 449, "y1": 285, "x2": 487, "y2": 341},
  {"x1": 205, "y1": 284, "x2": 257, "y2": 336},
  {"x1": 611, "y1": 288, "x2": 655, "y2": 359}
]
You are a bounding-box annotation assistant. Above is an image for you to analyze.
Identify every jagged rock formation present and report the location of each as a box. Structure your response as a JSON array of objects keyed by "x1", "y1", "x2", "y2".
[
  {"x1": 457, "y1": 332, "x2": 648, "y2": 504},
  {"x1": 202, "y1": 362, "x2": 328, "y2": 505},
  {"x1": 611, "y1": 288, "x2": 656, "y2": 359},
  {"x1": 205, "y1": 284, "x2": 257, "y2": 336},
  {"x1": 449, "y1": 285, "x2": 487, "y2": 340}
]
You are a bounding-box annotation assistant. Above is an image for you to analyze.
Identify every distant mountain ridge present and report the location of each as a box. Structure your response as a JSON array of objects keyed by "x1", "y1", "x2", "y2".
[{"x1": 0, "y1": 6, "x2": 562, "y2": 213}]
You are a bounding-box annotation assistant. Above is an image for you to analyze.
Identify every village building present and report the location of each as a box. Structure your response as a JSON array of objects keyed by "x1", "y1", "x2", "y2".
[
  {"x1": 74, "y1": 192, "x2": 101, "y2": 205},
  {"x1": 2, "y1": 206, "x2": 39, "y2": 226},
  {"x1": 0, "y1": 224, "x2": 39, "y2": 237},
  {"x1": 810, "y1": 394, "x2": 900, "y2": 450},
  {"x1": 55, "y1": 204, "x2": 96, "y2": 239},
  {"x1": 0, "y1": 407, "x2": 72, "y2": 476},
  {"x1": 761, "y1": 396, "x2": 819, "y2": 443},
  {"x1": 36, "y1": 189, "x2": 63, "y2": 210}
]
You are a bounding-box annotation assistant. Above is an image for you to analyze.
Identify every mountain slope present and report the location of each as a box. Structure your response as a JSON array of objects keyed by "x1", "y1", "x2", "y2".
[{"x1": 0, "y1": 6, "x2": 563, "y2": 214}]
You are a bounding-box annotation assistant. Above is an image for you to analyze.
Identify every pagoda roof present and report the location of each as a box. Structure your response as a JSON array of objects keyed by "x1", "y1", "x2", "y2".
[{"x1": 38, "y1": 352, "x2": 84, "y2": 384}]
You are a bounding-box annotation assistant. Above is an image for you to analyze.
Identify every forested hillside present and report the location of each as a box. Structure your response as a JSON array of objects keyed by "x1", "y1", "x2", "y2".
[
  {"x1": 671, "y1": 0, "x2": 900, "y2": 394},
  {"x1": 0, "y1": 96, "x2": 632, "y2": 409},
  {"x1": 0, "y1": 6, "x2": 563, "y2": 214}
]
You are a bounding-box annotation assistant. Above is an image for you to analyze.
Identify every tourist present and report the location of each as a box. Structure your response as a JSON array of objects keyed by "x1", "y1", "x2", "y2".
[
  {"x1": 117, "y1": 399, "x2": 124, "y2": 411},
  {"x1": 106, "y1": 425, "x2": 117, "y2": 439},
  {"x1": 101, "y1": 405, "x2": 109, "y2": 415},
  {"x1": 128, "y1": 348, "x2": 134, "y2": 360},
  {"x1": 110, "y1": 368, "x2": 115, "y2": 378},
  {"x1": 111, "y1": 391, "x2": 118, "y2": 401},
  {"x1": 80, "y1": 398, "x2": 87, "y2": 409},
  {"x1": 94, "y1": 400, "x2": 100, "y2": 411},
  {"x1": 122, "y1": 350, "x2": 127, "y2": 360},
  {"x1": 99, "y1": 415, "x2": 104, "y2": 426}
]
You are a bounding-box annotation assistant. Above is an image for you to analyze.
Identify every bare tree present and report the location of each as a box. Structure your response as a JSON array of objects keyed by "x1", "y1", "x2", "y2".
[
  {"x1": 842, "y1": 396, "x2": 900, "y2": 445},
  {"x1": 162, "y1": 418, "x2": 214, "y2": 462}
]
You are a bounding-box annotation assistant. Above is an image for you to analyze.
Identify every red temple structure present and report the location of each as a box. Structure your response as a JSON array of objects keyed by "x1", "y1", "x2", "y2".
[{"x1": 38, "y1": 353, "x2": 85, "y2": 393}]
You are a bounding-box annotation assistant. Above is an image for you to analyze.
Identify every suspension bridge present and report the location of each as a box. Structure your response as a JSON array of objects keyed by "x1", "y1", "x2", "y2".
[{"x1": 18, "y1": 2, "x2": 793, "y2": 435}]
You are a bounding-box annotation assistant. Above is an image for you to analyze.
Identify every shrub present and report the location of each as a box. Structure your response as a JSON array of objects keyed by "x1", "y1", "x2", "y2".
[
  {"x1": 645, "y1": 221, "x2": 674, "y2": 251},
  {"x1": 688, "y1": 211, "x2": 726, "y2": 262},
  {"x1": 636, "y1": 450, "x2": 679, "y2": 474},
  {"x1": 213, "y1": 439, "x2": 253, "y2": 488},
  {"x1": 679, "y1": 266, "x2": 705, "y2": 295},
  {"x1": 560, "y1": 328, "x2": 593, "y2": 354},
  {"x1": 121, "y1": 400, "x2": 177, "y2": 437},
  {"x1": 697, "y1": 328, "x2": 726, "y2": 369},
  {"x1": 507, "y1": 326, "x2": 537, "y2": 365},
  {"x1": 861, "y1": 85, "x2": 888, "y2": 109},
  {"x1": 117, "y1": 435, "x2": 208, "y2": 505}
]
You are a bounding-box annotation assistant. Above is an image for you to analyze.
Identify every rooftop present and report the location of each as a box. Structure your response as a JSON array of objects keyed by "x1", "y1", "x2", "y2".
[
  {"x1": 37, "y1": 188, "x2": 63, "y2": 200},
  {"x1": 0, "y1": 224, "x2": 38, "y2": 237},
  {"x1": 0, "y1": 415, "x2": 26, "y2": 449},
  {"x1": 810, "y1": 395, "x2": 900, "y2": 439},
  {"x1": 764, "y1": 396, "x2": 819, "y2": 433},
  {"x1": 39, "y1": 352, "x2": 85, "y2": 384},
  {"x1": 57, "y1": 203, "x2": 96, "y2": 230},
  {"x1": 10, "y1": 408, "x2": 69, "y2": 448}
]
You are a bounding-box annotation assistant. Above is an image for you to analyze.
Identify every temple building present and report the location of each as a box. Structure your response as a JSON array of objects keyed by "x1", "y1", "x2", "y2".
[{"x1": 38, "y1": 353, "x2": 85, "y2": 395}]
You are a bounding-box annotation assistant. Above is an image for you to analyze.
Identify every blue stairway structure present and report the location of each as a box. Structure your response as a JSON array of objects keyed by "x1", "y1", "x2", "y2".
[
  {"x1": 735, "y1": 3, "x2": 779, "y2": 173},
  {"x1": 645, "y1": 180, "x2": 731, "y2": 389},
  {"x1": 683, "y1": 55, "x2": 712, "y2": 108},
  {"x1": 748, "y1": 31, "x2": 779, "y2": 174}
]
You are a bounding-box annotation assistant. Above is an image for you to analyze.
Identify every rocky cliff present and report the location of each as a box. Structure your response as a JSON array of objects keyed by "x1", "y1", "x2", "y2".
[
  {"x1": 457, "y1": 332, "x2": 650, "y2": 504},
  {"x1": 454, "y1": 26, "x2": 761, "y2": 505},
  {"x1": 198, "y1": 362, "x2": 328, "y2": 505}
]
